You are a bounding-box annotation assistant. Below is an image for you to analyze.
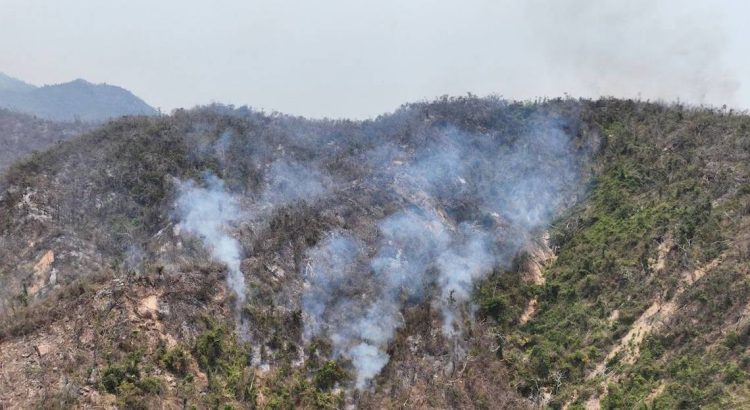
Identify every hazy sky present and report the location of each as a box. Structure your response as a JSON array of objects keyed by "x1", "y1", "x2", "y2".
[{"x1": 1, "y1": 0, "x2": 748, "y2": 118}]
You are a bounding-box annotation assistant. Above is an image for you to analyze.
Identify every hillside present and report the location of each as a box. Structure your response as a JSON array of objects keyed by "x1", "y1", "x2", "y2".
[
  {"x1": 0, "y1": 97, "x2": 748, "y2": 409},
  {"x1": 0, "y1": 74, "x2": 157, "y2": 122},
  {"x1": 0, "y1": 73, "x2": 36, "y2": 93},
  {"x1": 0, "y1": 109, "x2": 92, "y2": 173}
]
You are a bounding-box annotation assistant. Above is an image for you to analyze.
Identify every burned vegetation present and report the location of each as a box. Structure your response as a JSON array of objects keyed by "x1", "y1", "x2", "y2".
[{"x1": 1, "y1": 97, "x2": 749, "y2": 409}]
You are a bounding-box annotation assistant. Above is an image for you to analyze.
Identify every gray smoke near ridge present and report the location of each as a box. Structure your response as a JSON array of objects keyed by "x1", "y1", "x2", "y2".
[
  {"x1": 176, "y1": 173, "x2": 246, "y2": 309},
  {"x1": 300, "y1": 117, "x2": 579, "y2": 388},
  {"x1": 402, "y1": 124, "x2": 575, "y2": 229}
]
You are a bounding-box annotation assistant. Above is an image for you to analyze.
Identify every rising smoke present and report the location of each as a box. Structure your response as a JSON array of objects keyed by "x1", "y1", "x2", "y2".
[
  {"x1": 176, "y1": 173, "x2": 247, "y2": 309},
  {"x1": 175, "y1": 152, "x2": 332, "y2": 317},
  {"x1": 300, "y1": 117, "x2": 579, "y2": 388}
]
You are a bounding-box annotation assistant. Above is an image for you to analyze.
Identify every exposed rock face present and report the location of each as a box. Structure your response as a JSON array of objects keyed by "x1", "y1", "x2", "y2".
[
  {"x1": 519, "y1": 233, "x2": 556, "y2": 325},
  {"x1": 29, "y1": 250, "x2": 54, "y2": 295}
]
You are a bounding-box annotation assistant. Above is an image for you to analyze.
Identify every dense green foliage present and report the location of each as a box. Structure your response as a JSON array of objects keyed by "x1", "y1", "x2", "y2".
[{"x1": 475, "y1": 101, "x2": 750, "y2": 407}]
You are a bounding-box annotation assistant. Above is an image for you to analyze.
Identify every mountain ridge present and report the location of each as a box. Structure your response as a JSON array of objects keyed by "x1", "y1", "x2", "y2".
[
  {"x1": 0, "y1": 73, "x2": 157, "y2": 122},
  {"x1": 0, "y1": 73, "x2": 36, "y2": 93},
  {"x1": 0, "y1": 97, "x2": 748, "y2": 409}
]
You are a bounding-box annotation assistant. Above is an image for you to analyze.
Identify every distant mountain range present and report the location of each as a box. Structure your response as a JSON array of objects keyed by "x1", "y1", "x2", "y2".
[{"x1": 0, "y1": 72, "x2": 157, "y2": 122}]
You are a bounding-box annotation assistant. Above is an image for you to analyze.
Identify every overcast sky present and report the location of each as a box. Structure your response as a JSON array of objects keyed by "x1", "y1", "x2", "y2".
[{"x1": 1, "y1": 0, "x2": 747, "y2": 118}]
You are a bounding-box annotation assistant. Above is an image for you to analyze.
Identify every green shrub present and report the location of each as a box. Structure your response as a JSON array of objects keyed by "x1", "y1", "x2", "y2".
[
  {"x1": 161, "y1": 346, "x2": 190, "y2": 376},
  {"x1": 313, "y1": 361, "x2": 347, "y2": 390}
]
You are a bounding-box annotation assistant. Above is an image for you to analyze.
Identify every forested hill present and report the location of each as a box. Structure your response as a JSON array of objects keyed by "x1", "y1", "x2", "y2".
[
  {"x1": 0, "y1": 73, "x2": 157, "y2": 122},
  {"x1": 0, "y1": 97, "x2": 748, "y2": 409}
]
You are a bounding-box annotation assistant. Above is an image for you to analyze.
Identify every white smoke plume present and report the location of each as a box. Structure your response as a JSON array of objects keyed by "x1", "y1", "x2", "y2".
[
  {"x1": 302, "y1": 232, "x2": 367, "y2": 339},
  {"x1": 300, "y1": 231, "x2": 396, "y2": 388},
  {"x1": 436, "y1": 224, "x2": 495, "y2": 336},
  {"x1": 347, "y1": 343, "x2": 390, "y2": 388},
  {"x1": 123, "y1": 243, "x2": 146, "y2": 275},
  {"x1": 301, "y1": 210, "x2": 492, "y2": 387},
  {"x1": 176, "y1": 173, "x2": 246, "y2": 309}
]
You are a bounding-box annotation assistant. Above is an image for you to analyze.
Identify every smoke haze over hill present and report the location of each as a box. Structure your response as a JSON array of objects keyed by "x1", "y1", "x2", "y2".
[{"x1": 1, "y1": 95, "x2": 749, "y2": 408}]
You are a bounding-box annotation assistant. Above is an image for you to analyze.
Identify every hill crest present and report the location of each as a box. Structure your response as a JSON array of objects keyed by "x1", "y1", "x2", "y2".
[{"x1": 0, "y1": 72, "x2": 157, "y2": 122}]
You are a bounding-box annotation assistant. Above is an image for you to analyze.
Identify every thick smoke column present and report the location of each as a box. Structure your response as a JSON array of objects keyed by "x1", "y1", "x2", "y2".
[{"x1": 176, "y1": 173, "x2": 246, "y2": 308}]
